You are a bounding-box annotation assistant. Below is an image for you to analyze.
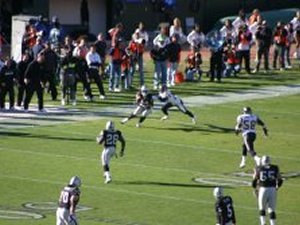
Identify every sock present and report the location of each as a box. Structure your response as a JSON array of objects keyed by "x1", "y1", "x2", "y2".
[
  {"x1": 260, "y1": 216, "x2": 266, "y2": 225},
  {"x1": 241, "y1": 156, "x2": 246, "y2": 164},
  {"x1": 270, "y1": 219, "x2": 276, "y2": 225},
  {"x1": 254, "y1": 155, "x2": 261, "y2": 165}
]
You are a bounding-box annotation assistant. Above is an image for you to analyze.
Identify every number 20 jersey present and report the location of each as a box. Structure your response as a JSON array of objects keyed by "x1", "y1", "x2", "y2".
[
  {"x1": 58, "y1": 186, "x2": 80, "y2": 209},
  {"x1": 236, "y1": 113, "x2": 260, "y2": 136}
]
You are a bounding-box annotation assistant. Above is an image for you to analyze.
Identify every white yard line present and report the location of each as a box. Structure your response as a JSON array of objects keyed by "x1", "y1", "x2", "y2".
[{"x1": 0, "y1": 174, "x2": 299, "y2": 216}]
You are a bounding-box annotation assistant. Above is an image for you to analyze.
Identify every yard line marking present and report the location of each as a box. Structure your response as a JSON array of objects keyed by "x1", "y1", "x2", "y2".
[
  {"x1": 0, "y1": 174, "x2": 299, "y2": 216},
  {"x1": 1, "y1": 147, "x2": 299, "y2": 188}
]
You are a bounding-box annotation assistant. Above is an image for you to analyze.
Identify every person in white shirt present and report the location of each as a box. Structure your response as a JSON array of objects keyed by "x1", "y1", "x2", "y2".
[
  {"x1": 290, "y1": 11, "x2": 300, "y2": 59},
  {"x1": 232, "y1": 9, "x2": 249, "y2": 33},
  {"x1": 187, "y1": 24, "x2": 205, "y2": 50},
  {"x1": 220, "y1": 19, "x2": 237, "y2": 44},
  {"x1": 86, "y1": 45, "x2": 106, "y2": 99},
  {"x1": 169, "y1": 17, "x2": 186, "y2": 44}
]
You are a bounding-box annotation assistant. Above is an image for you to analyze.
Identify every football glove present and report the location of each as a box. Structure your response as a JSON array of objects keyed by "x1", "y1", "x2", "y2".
[
  {"x1": 235, "y1": 128, "x2": 240, "y2": 135},
  {"x1": 263, "y1": 127, "x2": 268, "y2": 136}
]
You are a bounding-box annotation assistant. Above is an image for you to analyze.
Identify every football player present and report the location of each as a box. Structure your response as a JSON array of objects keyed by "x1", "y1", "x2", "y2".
[
  {"x1": 56, "y1": 176, "x2": 81, "y2": 225},
  {"x1": 213, "y1": 187, "x2": 236, "y2": 225},
  {"x1": 121, "y1": 86, "x2": 154, "y2": 127},
  {"x1": 235, "y1": 106, "x2": 268, "y2": 168},
  {"x1": 96, "y1": 121, "x2": 126, "y2": 184},
  {"x1": 252, "y1": 156, "x2": 283, "y2": 225},
  {"x1": 158, "y1": 85, "x2": 196, "y2": 124}
]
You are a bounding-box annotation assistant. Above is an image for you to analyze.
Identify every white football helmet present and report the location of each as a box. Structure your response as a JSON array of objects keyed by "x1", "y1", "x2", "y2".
[
  {"x1": 69, "y1": 176, "x2": 81, "y2": 187},
  {"x1": 243, "y1": 106, "x2": 252, "y2": 114},
  {"x1": 106, "y1": 120, "x2": 115, "y2": 131},
  {"x1": 140, "y1": 85, "x2": 148, "y2": 96},
  {"x1": 213, "y1": 187, "x2": 224, "y2": 199},
  {"x1": 261, "y1": 155, "x2": 271, "y2": 166}
]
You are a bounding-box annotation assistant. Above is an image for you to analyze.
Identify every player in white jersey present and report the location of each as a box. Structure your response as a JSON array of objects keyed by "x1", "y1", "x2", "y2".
[
  {"x1": 97, "y1": 121, "x2": 126, "y2": 183},
  {"x1": 56, "y1": 176, "x2": 81, "y2": 225},
  {"x1": 158, "y1": 85, "x2": 196, "y2": 124},
  {"x1": 235, "y1": 107, "x2": 268, "y2": 168},
  {"x1": 252, "y1": 156, "x2": 283, "y2": 225}
]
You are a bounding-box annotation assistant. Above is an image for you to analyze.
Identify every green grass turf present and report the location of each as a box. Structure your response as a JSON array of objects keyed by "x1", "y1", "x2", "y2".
[{"x1": 0, "y1": 92, "x2": 299, "y2": 225}]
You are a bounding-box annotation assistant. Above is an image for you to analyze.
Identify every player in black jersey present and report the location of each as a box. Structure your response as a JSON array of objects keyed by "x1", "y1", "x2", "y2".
[
  {"x1": 252, "y1": 155, "x2": 283, "y2": 225},
  {"x1": 56, "y1": 176, "x2": 81, "y2": 225},
  {"x1": 213, "y1": 187, "x2": 236, "y2": 225},
  {"x1": 121, "y1": 86, "x2": 154, "y2": 127},
  {"x1": 97, "y1": 120, "x2": 126, "y2": 184}
]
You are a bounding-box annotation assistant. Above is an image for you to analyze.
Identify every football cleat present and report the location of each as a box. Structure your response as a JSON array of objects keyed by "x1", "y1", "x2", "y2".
[
  {"x1": 160, "y1": 115, "x2": 169, "y2": 121},
  {"x1": 192, "y1": 116, "x2": 197, "y2": 124},
  {"x1": 136, "y1": 123, "x2": 141, "y2": 128},
  {"x1": 121, "y1": 118, "x2": 128, "y2": 124},
  {"x1": 239, "y1": 161, "x2": 246, "y2": 168},
  {"x1": 104, "y1": 176, "x2": 112, "y2": 184}
]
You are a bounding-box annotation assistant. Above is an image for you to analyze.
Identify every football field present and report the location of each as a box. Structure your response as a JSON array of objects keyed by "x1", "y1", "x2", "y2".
[{"x1": 1, "y1": 64, "x2": 300, "y2": 224}]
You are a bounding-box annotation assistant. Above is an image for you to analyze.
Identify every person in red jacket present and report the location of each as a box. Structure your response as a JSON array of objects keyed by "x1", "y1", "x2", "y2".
[{"x1": 236, "y1": 24, "x2": 252, "y2": 74}]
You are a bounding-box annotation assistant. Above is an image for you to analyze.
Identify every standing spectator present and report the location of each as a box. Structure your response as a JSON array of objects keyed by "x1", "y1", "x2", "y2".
[
  {"x1": 23, "y1": 53, "x2": 46, "y2": 113},
  {"x1": 62, "y1": 35, "x2": 75, "y2": 53},
  {"x1": 94, "y1": 33, "x2": 107, "y2": 77},
  {"x1": 130, "y1": 29, "x2": 147, "y2": 87},
  {"x1": 108, "y1": 23, "x2": 124, "y2": 47},
  {"x1": 86, "y1": 44, "x2": 106, "y2": 99},
  {"x1": 31, "y1": 37, "x2": 44, "y2": 59},
  {"x1": 187, "y1": 24, "x2": 205, "y2": 50},
  {"x1": 290, "y1": 11, "x2": 300, "y2": 59},
  {"x1": 220, "y1": 19, "x2": 236, "y2": 44},
  {"x1": 134, "y1": 22, "x2": 149, "y2": 45},
  {"x1": 236, "y1": 24, "x2": 252, "y2": 74},
  {"x1": 249, "y1": 9, "x2": 262, "y2": 25},
  {"x1": 49, "y1": 16, "x2": 65, "y2": 49},
  {"x1": 121, "y1": 47, "x2": 131, "y2": 90},
  {"x1": 60, "y1": 47, "x2": 78, "y2": 106},
  {"x1": 73, "y1": 37, "x2": 93, "y2": 100},
  {"x1": 253, "y1": 21, "x2": 273, "y2": 73},
  {"x1": 273, "y1": 22, "x2": 288, "y2": 70},
  {"x1": 0, "y1": 58, "x2": 17, "y2": 110},
  {"x1": 285, "y1": 23, "x2": 294, "y2": 69},
  {"x1": 22, "y1": 25, "x2": 37, "y2": 54},
  {"x1": 166, "y1": 34, "x2": 181, "y2": 86},
  {"x1": 108, "y1": 40, "x2": 125, "y2": 92},
  {"x1": 152, "y1": 26, "x2": 170, "y2": 90},
  {"x1": 42, "y1": 42, "x2": 58, "y2": 100},
  {"x1": 16, "y1": 52, "x2": 32, "y2": 107},
  {"x1": 34, "y1": 15, "x2": 50, "y2": 42},
  {"x1": 233, "y1": 9, "x2": 249, "y2": 33},
  {"x1": 169, "y1": 17, "x2": 186, "y2": 44}
]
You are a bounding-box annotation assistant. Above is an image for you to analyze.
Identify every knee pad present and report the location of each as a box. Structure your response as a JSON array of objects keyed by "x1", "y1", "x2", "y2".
[
  {"x1": 270, "y1": 211, "x2": 276, "y2": 219},
  {"x1": 259, "y1": 210, "x2": 266, "y2": 216}
]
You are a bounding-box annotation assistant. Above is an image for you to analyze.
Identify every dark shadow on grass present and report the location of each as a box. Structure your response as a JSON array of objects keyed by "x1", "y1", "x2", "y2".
[
  {"x1": 0, "y1": 131, "x2": 93, "y2": 142},
  {"x1": 115, "y1": 180, "x2": 217, "y2": 188},
  {"x1": 204, "y1": 124, "x2": 236, "y2": 133}
]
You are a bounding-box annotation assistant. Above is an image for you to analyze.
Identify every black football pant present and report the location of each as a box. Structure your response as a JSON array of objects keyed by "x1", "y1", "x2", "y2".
[
  {"x1": 24, "y1": 84, "x2": 44, "y2": 110},
  {"x1": 0, "y1": 84, "x2": 14, "y2": 109},
  {"x1": 162, "y1": 102, "x2": 194, "y2": 118},
  {"x1": 88, "y1": 68, "x2": 105, "y2": 96},
  {"x1": 242, "y1": 132, "x2": 257, "y2": 157},
  {"x1": 77, "y1": 60, "x2": 92, "y2": 98}
]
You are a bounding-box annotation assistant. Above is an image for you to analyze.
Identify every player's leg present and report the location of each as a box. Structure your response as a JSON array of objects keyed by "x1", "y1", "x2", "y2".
[
  {"x1": 177, "y1": 99, "x2": 196, "y2": 123},
  {"x1": 268, "y1": 188, "x2": 277, "y2": 225},
  {"x1": 121, "y1": 106, "x2": 142, "y2": 124},
  {"x1": 101, "y1": 147, "x2": 113, "y2": 183},
  {"x1": 240, "y1": 140, "x2": 248, "y2": 168},
  {"x1": 258, "y1": 187, "x2": 268, "y2": 225},
  {"x1": 161, "y1": 102, "x2": 173, "y2": 120},
  {"x1": 136, "y1": 108, "x2": 152, "y2": 127},
  {"x1": 245, "y1": 133, "x2": 260, "y2": 165}
]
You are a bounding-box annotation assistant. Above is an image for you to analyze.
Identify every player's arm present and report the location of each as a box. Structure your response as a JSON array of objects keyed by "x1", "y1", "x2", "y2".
[
  {"x1": 69, "y1": 194, "x2": 79, "y2": 222},
  {"x1": 276, "y1": 166, "x2": 283, "y2": 189},
  {"x1": 257, "y1": 117, "x2": 268, "y2": 136},
  {"x1": 235, "y1": 117, "x2": 242, "y2": 135},
  {"x1": 231, "y1": 199, "x2": 237, "y2": 225},
  {"x1": 118, "y1": 133, "x2": 126, "y2": 157},
  {"x1": 96, "y1": 131, "x2": 105, "y2": 144},
  {"x1": 252, "y1": 168, "x2": 259, "y2": 197}
]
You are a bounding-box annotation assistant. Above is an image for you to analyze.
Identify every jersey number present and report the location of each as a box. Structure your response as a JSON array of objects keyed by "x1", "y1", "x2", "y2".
[
  {"x1": 226, "y1": 203, "x2": 233, "y2": 218},
  {"x1": 61, "y1": 191, "x2": 69, "y2": 204},
  {"x1": 260, "y1": 170, "x2": 275, "y2": 181},
  {"x1": 106, "y1": 134, "x2": 119, "y2": 146},
  {"x1": 243, "y1": 119, "x2": 256, "y2": 130}
]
